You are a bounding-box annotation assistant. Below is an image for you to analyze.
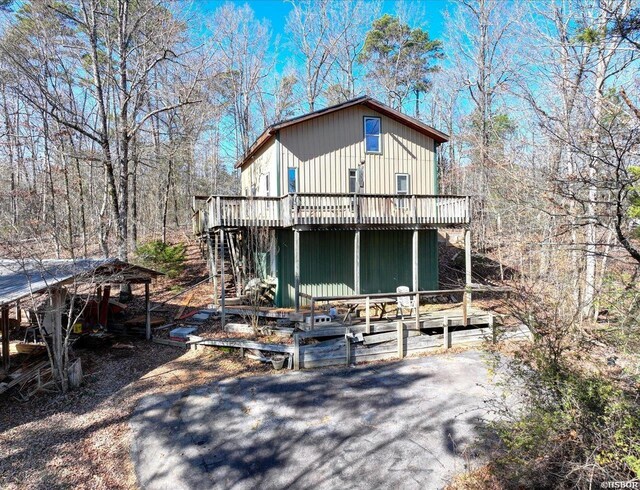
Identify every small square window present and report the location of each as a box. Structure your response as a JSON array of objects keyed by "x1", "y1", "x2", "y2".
[
  {"x1": 364, "y1": 116, "x2": 381, "y2": 153},
  {"x1": 396, "y1": 174, "x2": 409, "y2": 194},
  {"x1": 396, "y1": 173, "x2": 409, "y2": 208}
]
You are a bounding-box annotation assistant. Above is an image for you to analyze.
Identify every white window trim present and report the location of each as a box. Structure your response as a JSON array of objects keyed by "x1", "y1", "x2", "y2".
[
  {"x1": 288, "y1": 167, "x2": 298, "y2": 193},
  {"x1": 348, "y1": 169, "x2": 357, "y2": 193},
  {"x1": 364, "y1": 116, "x2": 382, "y2": 154},
  {"x1": 396, "y1": 173, "x2": 410, "y2": 194}
]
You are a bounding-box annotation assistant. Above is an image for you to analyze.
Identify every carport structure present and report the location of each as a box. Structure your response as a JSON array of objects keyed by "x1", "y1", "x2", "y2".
[{"x1": 0, "y1": 258, "x2": 162, "y2": 373}]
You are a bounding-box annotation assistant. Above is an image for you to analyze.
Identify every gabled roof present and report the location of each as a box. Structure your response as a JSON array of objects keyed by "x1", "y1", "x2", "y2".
[{"x1": 237, "y1": 96, "x2": 449, "y2": 169}]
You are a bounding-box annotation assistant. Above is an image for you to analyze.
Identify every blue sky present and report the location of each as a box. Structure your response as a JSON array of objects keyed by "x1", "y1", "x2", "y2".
[{"x1": 192, "y1": 0, "x2": 451, "y2": 51}]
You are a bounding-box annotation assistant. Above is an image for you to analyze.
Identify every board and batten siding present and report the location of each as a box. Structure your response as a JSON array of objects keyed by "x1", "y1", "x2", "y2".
[
  {"x1": 277, "y1": 105, "x2": 436, "y2": 195},
  {"x1": 275, "y1": 229, "x2": 439, "y2": 307},
  {"x1": 240, "y1": 137, "x2": 277, "y2": 196}
]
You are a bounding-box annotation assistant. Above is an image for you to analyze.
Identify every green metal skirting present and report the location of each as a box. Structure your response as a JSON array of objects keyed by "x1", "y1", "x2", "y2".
[{"x1": 276, "y1": 229, "x2": 439, "y2": 307}]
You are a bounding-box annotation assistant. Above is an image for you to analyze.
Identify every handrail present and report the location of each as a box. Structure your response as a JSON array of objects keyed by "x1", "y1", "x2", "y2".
[
  {"x1": 307, "y1": 286, "x2": 510, "y2": 331},
  {"x1": 194, "y1": 193, "x2": 471, "y2": 230}
]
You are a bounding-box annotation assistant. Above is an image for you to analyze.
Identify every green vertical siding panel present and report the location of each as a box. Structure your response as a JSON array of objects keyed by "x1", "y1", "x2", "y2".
[
  {"x1": 276, "y1": 230, "x2": 355, "y2": 307},
  {"x1": 419, "y1": 230, "x2": 439, "y2": 290},
  {"x1": 277, "y1": 229, "x2": 439, "y2": 306},
  {"x1": 276, "y1": 230, "x2": 294, "y2": 307},
  {"x1": 360, "y1": 230, "x2": 413, "y2": 293}
]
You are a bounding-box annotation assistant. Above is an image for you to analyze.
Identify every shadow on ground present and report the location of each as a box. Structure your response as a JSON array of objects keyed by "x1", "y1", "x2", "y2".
[{"x1": 132, "y1": 350, "x2": 501, "y2": 490}]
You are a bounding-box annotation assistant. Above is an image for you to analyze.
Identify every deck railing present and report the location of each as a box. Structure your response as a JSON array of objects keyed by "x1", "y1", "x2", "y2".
[{"x1": 193, "y1": 193, "x2": 470, "y2": 231}]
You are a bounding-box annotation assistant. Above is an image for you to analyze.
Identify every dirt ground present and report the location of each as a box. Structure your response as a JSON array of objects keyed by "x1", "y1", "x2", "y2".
[{"x1": 0, "y1": 340, "x2": 276, "y2": 490}]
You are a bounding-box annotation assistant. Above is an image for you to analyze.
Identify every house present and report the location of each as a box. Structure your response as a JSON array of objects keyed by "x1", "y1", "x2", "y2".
[{"x1": 193, "y1": 96, "x2": 471, "y2": 309}]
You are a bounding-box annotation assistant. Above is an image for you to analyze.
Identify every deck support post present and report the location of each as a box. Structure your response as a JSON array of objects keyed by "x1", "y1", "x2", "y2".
[
  {"x1": 1, "y1": 305, "x2": 9, "y2": 372},
  {"x1": 145, "y1": 283, "x2": 151, "y2": 340},
  {"x1": 213, "y1": 232, "x2": 219, "y2": 304},
  {"x1": 464, "y1": 228, "x2": 472, "y2": 306},
  {"x1": 354, "y1": 230, "x2": 361, "y2": 295},
  {"x1": 294, "y1": 229, "x2": 300, "y2": 312},
  {"x1": 412, "y1": 229, "x2": 419, "y2": 293},
  {"x1": 219, "y1": 228, "x2": 226, "y2": 328},
  {"x1": 365, "y1": 296, "x2": 371, "y2": 334},
  {"x1": 397, "y1": 321, "x2": 403, "y2": 359}
]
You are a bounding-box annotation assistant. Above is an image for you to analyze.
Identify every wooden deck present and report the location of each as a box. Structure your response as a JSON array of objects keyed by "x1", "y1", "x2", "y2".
[{"x1": 193, "y1": 193, "x2": 470, "y2": 231}]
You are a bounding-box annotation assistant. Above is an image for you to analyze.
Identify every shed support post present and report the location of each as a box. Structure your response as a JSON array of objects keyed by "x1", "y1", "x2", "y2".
[
  {"x1": 220, "y1": 228, "x2": 226, "y2": 327},
  {"x1": 294, "y1": 229, "x2": 300, "y2": 312},
  {"x1": 15, "y1": 300, "x2": 21, "y2": 324},
  {"x1": 145, "y1": 283, "x2": 151, "y2": 340},
  {"x1": 1, "y1": 305, "x2": 9, "y2": 372},
  {"x1": 397, "y1": 321, "x2": 403, "y2": 359},
  {"x1": 354, "y1": 230, "x2": 361, "y2": 295},
  {"x1": 412, "y1": 229, "x2": 419, "y2": 293}
]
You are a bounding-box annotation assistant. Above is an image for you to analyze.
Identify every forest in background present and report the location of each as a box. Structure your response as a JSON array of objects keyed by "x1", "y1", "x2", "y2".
[{"x1": 1, "y1": 0, "x2": 640, "y2": 486}]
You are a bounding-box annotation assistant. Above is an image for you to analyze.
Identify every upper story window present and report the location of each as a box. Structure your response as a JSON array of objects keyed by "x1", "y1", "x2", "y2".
[
  {"x1": 348, "y1": 169, "x2": 357, "y2": 193},
  {"x1": 396, "y1": 173, "x2": 409, "y2": 208},
  {"x1": 364, "y1": 116, "x2": 381, "y2": 153},
  {"x1": 288, "y1": 167, "x2": 297, "y2": 193},
  {"x1": 396, "y1": 173, "x2": 410, "y2": 195}
]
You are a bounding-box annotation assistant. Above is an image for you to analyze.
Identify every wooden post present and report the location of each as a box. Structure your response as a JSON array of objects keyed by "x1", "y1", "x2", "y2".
[
  {"x1": 213, "y1": 232, "x2": 219, "y2": 304},
  {"x1": 294, "y1": 229, "x2": 300, "y2": 312},
  {"x1": 345, "y1": 328, "x2": 351, "y2": 366},
  {"x1": 443, "y1": 317, "x2": 450, "y2": 349},
  {"x1": 145, "y1": 283, "x2": 151, "y2": 340},
  {"x1": 206, "y1": 232, "x2": 216, "y2": 285},
  {"x1": 310, "y1": 299, "x2": 315, "y2": 329},
  {"x1": 15, "y1": 300, "x2": 21, "y2": 325},
  {"x1": 354, "y1": 230, "x2": 361, "y2": 295},
  {"x1": 220, "y1": 228, "x2": 226, "y2": 328},
  {"x1": 415, "y1": 292, "x2": 420, "y2": 332},
  {"x1": 294, "y1": 332, "x2": 300, "y2": 370},
  {"x1": 412, "y1": 229, "x2": 419, "y2": 293},
  {"x1": 1, "y1": 305, "x2": 9, "y2": 372},
  {"x1": 365, "y1": 296, "x2": 371, "y2": 334},
  {"x1": 490, "y1": 314, "x2": 496, "y2": 344},
  {"x1": 397, "y1": 321, "x2": 403, "y2": 359},
  {"x1": 462, "y1": 292, "x2": 468, "y2": 326},
  {"x1": 464, "y1": 228, "x2": 472, "y2": 304}
]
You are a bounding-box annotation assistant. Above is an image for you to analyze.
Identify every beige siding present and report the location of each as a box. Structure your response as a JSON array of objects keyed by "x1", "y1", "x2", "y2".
[
  {"x1": 240, "y1": 137, "x2": 277, "y2": 196},
  {"x1": 278, "y1": 105, "x2": 436, "y2": 195}
]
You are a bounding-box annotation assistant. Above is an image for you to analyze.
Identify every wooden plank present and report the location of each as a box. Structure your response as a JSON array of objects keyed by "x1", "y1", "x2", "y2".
[
  {"x1": 397, "y1": 321, "x2": 403, "y2": 359},
  {"x1": 294, "y1": 333, "x2": 300, "y2": 370},
  {"x1": 152, "y1": 338, "x2": 188, "y2": 348},
  {"x1": 198, "y1": 338, "x2": 294, "y2": 354},
  {"x1": 443, "y1": 317, "x2": 450, "y2": 349},
  {"x1": 345, "y1": 328, "x2": 351, "y2": 366},
  {"x1": 174, "y1": 291, "x2": 195, "y2": 321},
  {"x1": 362, "y1": 329, "x2": 421, "y2": 346}
]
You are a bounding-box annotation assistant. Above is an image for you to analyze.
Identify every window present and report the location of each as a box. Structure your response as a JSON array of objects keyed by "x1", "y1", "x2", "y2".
[
  {"x1": 348, "y1": 169, "x2": 357, "y2": 193},
  {"x1": 364, "y1": 116, "x2": 381, "y2": 153},
  {"x1": 396, "y1": 173, "x2": 409, "y2": 208},
  {"x1": 288, "y1": 167, "x2": 297, "y2": 193},
  {"x1": 264, "y1": 174, "x2": 270, "y2": 196},
  {"x1": 396, "y1": 173, "x2": 409, "y2": 194}
]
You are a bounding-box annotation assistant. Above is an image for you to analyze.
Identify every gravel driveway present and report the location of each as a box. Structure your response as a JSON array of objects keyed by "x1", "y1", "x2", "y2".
[{"x1": 131, "y1": 350, "x2": 501, "y2": 490}]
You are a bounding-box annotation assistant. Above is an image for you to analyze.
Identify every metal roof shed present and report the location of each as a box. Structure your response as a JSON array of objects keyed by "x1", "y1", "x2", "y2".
[{"x1": 0, "y1": 259, "x2": 163, "y2": 372}]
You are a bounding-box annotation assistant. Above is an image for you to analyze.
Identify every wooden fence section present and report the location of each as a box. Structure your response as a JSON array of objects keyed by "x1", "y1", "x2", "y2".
[
  {"x1": 297, "y1": 324, "x2": 531, "y2": 369},
  {"x1": 193, "y1": 193, "x2": 470, "y2": 231}
]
